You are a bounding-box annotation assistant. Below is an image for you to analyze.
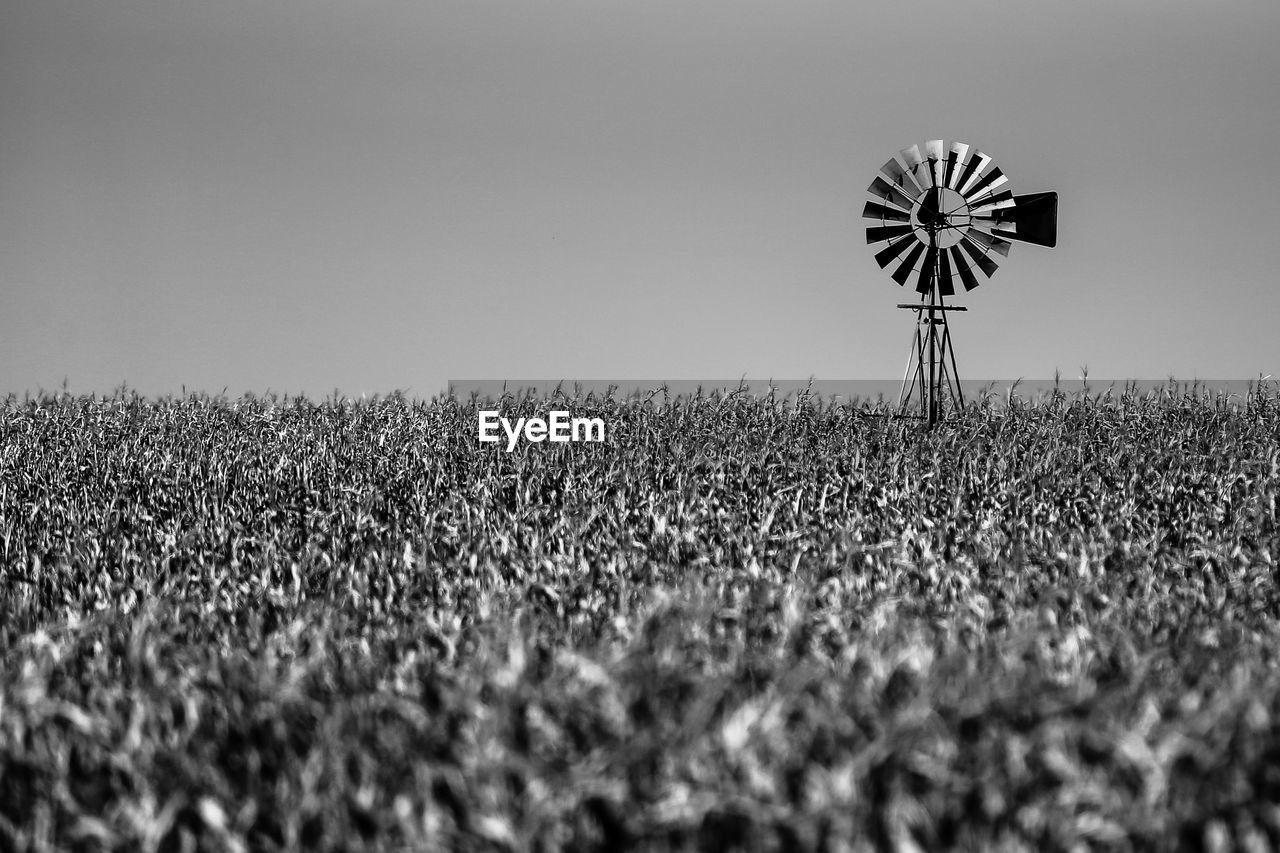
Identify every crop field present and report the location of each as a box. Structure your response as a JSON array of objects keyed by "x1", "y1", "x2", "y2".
[{"x1": 2, "y1": 387, "x2": 1279, "y2": 851}]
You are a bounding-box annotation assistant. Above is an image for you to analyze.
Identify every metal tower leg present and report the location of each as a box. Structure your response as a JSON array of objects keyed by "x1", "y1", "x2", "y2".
[
  {"x1": 942, "y1": 321, "x2": 965, "y2": 408},
  {"x1": 899, "y1": 319, "x2": 925, "y2": 410}
]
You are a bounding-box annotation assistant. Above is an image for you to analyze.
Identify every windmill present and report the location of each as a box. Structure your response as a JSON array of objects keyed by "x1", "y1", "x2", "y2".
[{"x1": 863, "y1": 140, "x2": 1057, "y2": 426}]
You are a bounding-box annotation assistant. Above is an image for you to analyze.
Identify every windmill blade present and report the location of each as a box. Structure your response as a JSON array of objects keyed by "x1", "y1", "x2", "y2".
[
  {"x1": 866, "y1": 223, "x2": 914, "y2": 244},
  {"x1": 949, "y1": 246, "x2": 982, "y2": 291},
  {"x1": 900, "y1": 143, "x2": 934, "y2": 189},
  {"x1": 986, "y1": 192, "x2": 1058, "y2": 247},
  {"x1": 968, "y1": 189, "x2": 1014, "y2": 216},
  {"x1": 915, "y1": 245, "x2": 938, "y2": 294},
  {"x1": 874, "y1": 234, "x2": 917, "y2": 268},
  {"x1": 924, "y1": 139, "x2": 945, "y2": 187},
  {"x1": 937, "y1": 247, "x2": 955, "y2": 297},
  {"x1": 959, "y1": 236, "x2": 1000, "y2": 278},
  {"x1": 965, "y1": 227, "x2": 1012, "y2": 257},
  {"x1": 862, "y1": 200, "x2": 911, "y2": 223},
  {"x1": 900, "y1": 143, "x2": 923, "y2": 172},
  {"x1": 916, "y1": 161, "x2": 936, "y2": 190},
  {"x1": 972, "y1": 210, "x2": 1015, "y2": 227},
  {"x1": 880, "y1": 157, "x2": 922, "y2": 197},
  {"x1": 971, "y1": 204, "x2": 1017, "y2": 225},
  {"x1": 891, "y1": 242, "x2": 927, "y2": 286},
  {"x1": 963, "y1": 167, "x2": 1008, "y2": 201},
  {"x1": 968, "y1": 180, "x2": 1012, "y2": 208},
  {"x1": 944, "y1": 141, "x2": 970, "y2": 189},
  {"x1": 956, "y1": 150, "x2": 992, "y2": 196},
  {"x1": 868, "y1": 176, "x2": 916, "y2": 211}
]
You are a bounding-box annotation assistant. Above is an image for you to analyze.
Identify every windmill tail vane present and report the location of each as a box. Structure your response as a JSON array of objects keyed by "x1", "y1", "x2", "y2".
[{"x1": 863, "y1": 139, "x2": 1057, "y2": 426}]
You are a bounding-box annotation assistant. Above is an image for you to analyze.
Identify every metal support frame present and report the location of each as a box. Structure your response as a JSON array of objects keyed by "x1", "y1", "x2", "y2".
[{"x1": 897, "y1": 240, "x2": 966, "y2": 426}]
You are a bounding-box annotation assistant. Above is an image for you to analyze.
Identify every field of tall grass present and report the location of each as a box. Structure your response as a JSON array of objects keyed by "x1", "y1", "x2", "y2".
[{"x1": 2, "y1": 386, "x2": 1278, "y2": 851}]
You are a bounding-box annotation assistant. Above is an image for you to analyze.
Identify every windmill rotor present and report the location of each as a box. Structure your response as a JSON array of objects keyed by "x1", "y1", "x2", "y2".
[{"x1": 863, "y1": 139, "x2": 1058, "y2": 424}]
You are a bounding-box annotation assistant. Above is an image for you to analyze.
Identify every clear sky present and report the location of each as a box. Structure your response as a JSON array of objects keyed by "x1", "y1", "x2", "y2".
[{"x1": 3, "y1": 1, "x2": 1278, "y2": 397}]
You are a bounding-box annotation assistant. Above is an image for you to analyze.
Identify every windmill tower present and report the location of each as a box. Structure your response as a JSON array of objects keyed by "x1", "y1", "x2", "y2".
[{"x1": 863, "y1": 140, "x2": 1058, "y2": 425}]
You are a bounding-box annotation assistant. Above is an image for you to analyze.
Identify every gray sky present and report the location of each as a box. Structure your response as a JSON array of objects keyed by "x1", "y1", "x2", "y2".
[{"x1": 3, "y1": 1, "x2": 1278, "y2": 397}]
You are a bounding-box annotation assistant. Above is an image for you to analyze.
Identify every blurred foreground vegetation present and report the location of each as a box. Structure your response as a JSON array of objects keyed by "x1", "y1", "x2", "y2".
[{"x1": 2, "y1": 386, "x2": 1279, "y2": 851}]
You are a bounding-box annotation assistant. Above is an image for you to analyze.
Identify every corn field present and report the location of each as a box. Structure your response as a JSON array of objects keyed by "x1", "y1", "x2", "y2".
[{"x1": 2, "y1": 386, "x2": 1279, "y2": 851}]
